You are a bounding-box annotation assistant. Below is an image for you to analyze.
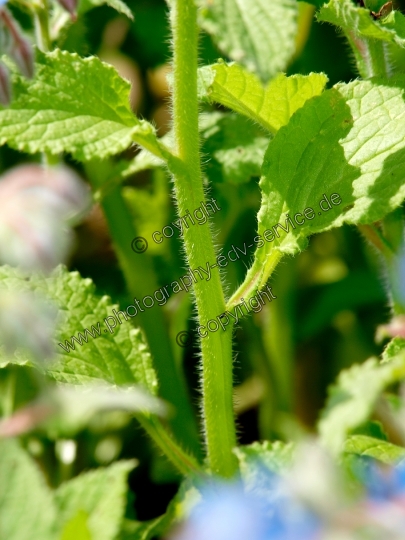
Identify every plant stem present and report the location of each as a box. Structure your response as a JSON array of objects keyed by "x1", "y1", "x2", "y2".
[
  {"x1": 138, "y1": 415, "x2": 202, "y2": 477},
  {"x1": 85, "y1": 161, "x2": 202, "y2": 459},
  {"x1": 170, "y1": 0, "x2": 237, "y2": 477},
  {"x1": 346, "y1": 32, "x2": 391, "y2": 79},
  {"x1": 227, "y1": 250, "x2": 283, "y2": 310}
]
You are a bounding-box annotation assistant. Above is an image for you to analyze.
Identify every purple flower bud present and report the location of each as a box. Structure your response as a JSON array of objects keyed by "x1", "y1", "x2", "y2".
[
  {"x1": 0, "y1": 164, "x2": 91, "y2": 273},
  {"x1": 0, "y1": 7, "x2": 34, "y2": 79},
  {"x1": 0, "y1": 61, "x2": 11, "y2": 105},
  {"x1": 57, "y1": 0, "x2": 78, "y2": 17}
]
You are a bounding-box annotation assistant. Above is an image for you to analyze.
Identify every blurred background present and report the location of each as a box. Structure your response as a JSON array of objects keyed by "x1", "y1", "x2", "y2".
[{"x1": 0, "y1": 0, "x2": 401, "y2": 525}]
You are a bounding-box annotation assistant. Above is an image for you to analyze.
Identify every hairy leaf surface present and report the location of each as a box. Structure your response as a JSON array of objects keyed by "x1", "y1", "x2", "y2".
[
  {"x1": 242, "y1": 77, "x2": 405, "y2": 299},
  {"x1": 197, "y1": 0, "x2": 298, "y2": 81}
]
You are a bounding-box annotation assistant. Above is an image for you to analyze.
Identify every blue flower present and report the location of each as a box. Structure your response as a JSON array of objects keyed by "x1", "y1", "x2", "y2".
[
  {"x1": 173, "y1": 479, "x2": 321, "y2": 540},
  {"x1": 361, "y1": 459, "x2": 405, "y2": 501}
]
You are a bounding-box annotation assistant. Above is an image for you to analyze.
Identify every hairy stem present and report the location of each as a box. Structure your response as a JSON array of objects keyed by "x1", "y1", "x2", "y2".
[
  {"x1": 227, "y1": 250, "x2": 283, "y2": 311},
  {"x1": 170, "y1": 0, "x2": 237, "y2": 477},
  {"x1": 138, "y1": 416, "x2": 202, "y2": 477},
  {"x1": 85, "y1": 161, "x2": 202, "y2": 460}
]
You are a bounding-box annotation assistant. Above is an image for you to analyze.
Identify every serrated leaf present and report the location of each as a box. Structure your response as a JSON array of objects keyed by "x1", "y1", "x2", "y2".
[
  {"x1": 344, "y1": 435, "x2": 405, "y2": 465},
  {"x1": 197, "y1": 0, "x2": 298, "y2": 82},
  {"x1": 318, "y1": 0, "x2": 405, "y2": 48},
  {"x1": 55, "y1": 461, "x2": 135, "y2": 540},
  {"x1": 0, "y1": 439, "x2": 57, "y2": 540},
  {"x1": 78, "y1": 0, "x2": 133, "y2": 19},
  {"x1": 245, "y1": 77, "x2": 405, "y2": 297},
  {"x1": 0, "y1": 265, "x2": 159, "y2": 394},
  {"x1": 198, "y1": 64, "x2": 328, "y2": 134},
  {"x1": 0, "y1": 49, "x2": 166, "y2": 162},
  {"x1": 319, "y1": 352, "x2": 405, "y2": 454}
]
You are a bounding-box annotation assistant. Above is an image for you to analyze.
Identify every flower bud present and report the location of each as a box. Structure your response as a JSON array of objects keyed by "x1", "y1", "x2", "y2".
[
  {"x1": 0, "y1": 164, "x2": 91, "y2": 273},
  {"x1": 0, "y1": 7, "x2": 34, "y2": 79},
  {"x1": 57, "y1": 0, "x2": 78, "y2": 17},
  {"x1": 0, "y1": 61, "x2": 11, "y2": 105}
]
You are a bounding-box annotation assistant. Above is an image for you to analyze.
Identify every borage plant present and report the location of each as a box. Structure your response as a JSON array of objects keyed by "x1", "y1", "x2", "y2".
[{"x1": 3, "y1": 0, "x2": 405, "y2": 538}]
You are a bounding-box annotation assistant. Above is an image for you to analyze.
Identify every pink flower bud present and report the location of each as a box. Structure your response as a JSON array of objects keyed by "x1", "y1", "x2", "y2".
[
  {"x1": 57, "y1": 0, "x2": 78, "y2": 17},
  {"x1": 0, "y1": 7, "x2": 34, "y2": 79},
  {"x1": 0, "y1": 164, "x2": 91, "y2": 273},
  {"x1": 0, "y1": 61, "x2": 11, "y2": 105}
]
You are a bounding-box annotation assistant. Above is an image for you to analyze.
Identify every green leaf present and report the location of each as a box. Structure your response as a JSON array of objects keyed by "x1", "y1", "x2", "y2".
[
  {"x1": 197, "y1": 0, "x2": 298, "y2": 82},
  {"x1": 78, "y1": 0, "x2": 133, "y2": 19},
  {"x1": 0, "y1": 265, "x2": 158, "y2": 393},
  {"x1": 0, "y1": 49, "x2": 165, "y2": 162},
  {"x1": 344, "y1": 435, "x2": 405, "y2": 465},
  {"x1": 200, "y1": 112, "x2": 269, "y2": 183},
  {"x1": 198, "y1": 64, "x2": 328, "y2": 134},
  {"x1": 318, "y1": 0, "x2": 405, "y2": 48},
  {"x1": 244, "y1": 77, "x2": 405, "y2": 297},
  {"x1": 319, "y1": 352, "x2": 405, "y2": 454},
  {"x1": 0, "y1": 439, "x2": 57, "y2": 540},
  {"x1": 55, "y1": 461, "x2": 135, "y2": 540}
]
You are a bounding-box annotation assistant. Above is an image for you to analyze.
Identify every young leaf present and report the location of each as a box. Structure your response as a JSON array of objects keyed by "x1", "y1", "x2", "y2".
[
  {"x1": 344, "y1": 435, "x2": 405, "y2": 465},
  {"x1": 0, "y1": 265, "x2": 159, "y2": 393},
  {"x1": 319, "y1": 352, "x2": 405, "y2": 454},
  {"x1": 55, "y1": 461, "x2": 135, "y2": 540},
  {"x1": 234, "y1": 77, "x2": 405, "y2": 303},
  {"x1": 198, "y1": 64, "x2": 328, "y2": 134},
  {"x1": 197, "y1": 0, "x2": 298, "y2": 82},
  {"x1": 0, "y1": 49, "x2": 168, "y2": 162},
  {"x1": 0, "y1": 439, "x2": 58, "y2": 540}
]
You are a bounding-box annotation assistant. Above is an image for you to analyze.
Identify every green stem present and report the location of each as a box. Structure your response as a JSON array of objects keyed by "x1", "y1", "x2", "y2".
[
  {"x1": 138, "y1": 415, "x2": 202, "y2": 477},
  {"x1": 227, "y1": 250, "x2": 283, "y2": 311},
  {"x1": 170, "y1": 0, "x2": 237, "y2": 477},
  {"x1": 85, "y1": 161, "x2": 202, "y2": 460},
  {"x1": 346, "y1": 31, "x2": 391, "y2": 79}
]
